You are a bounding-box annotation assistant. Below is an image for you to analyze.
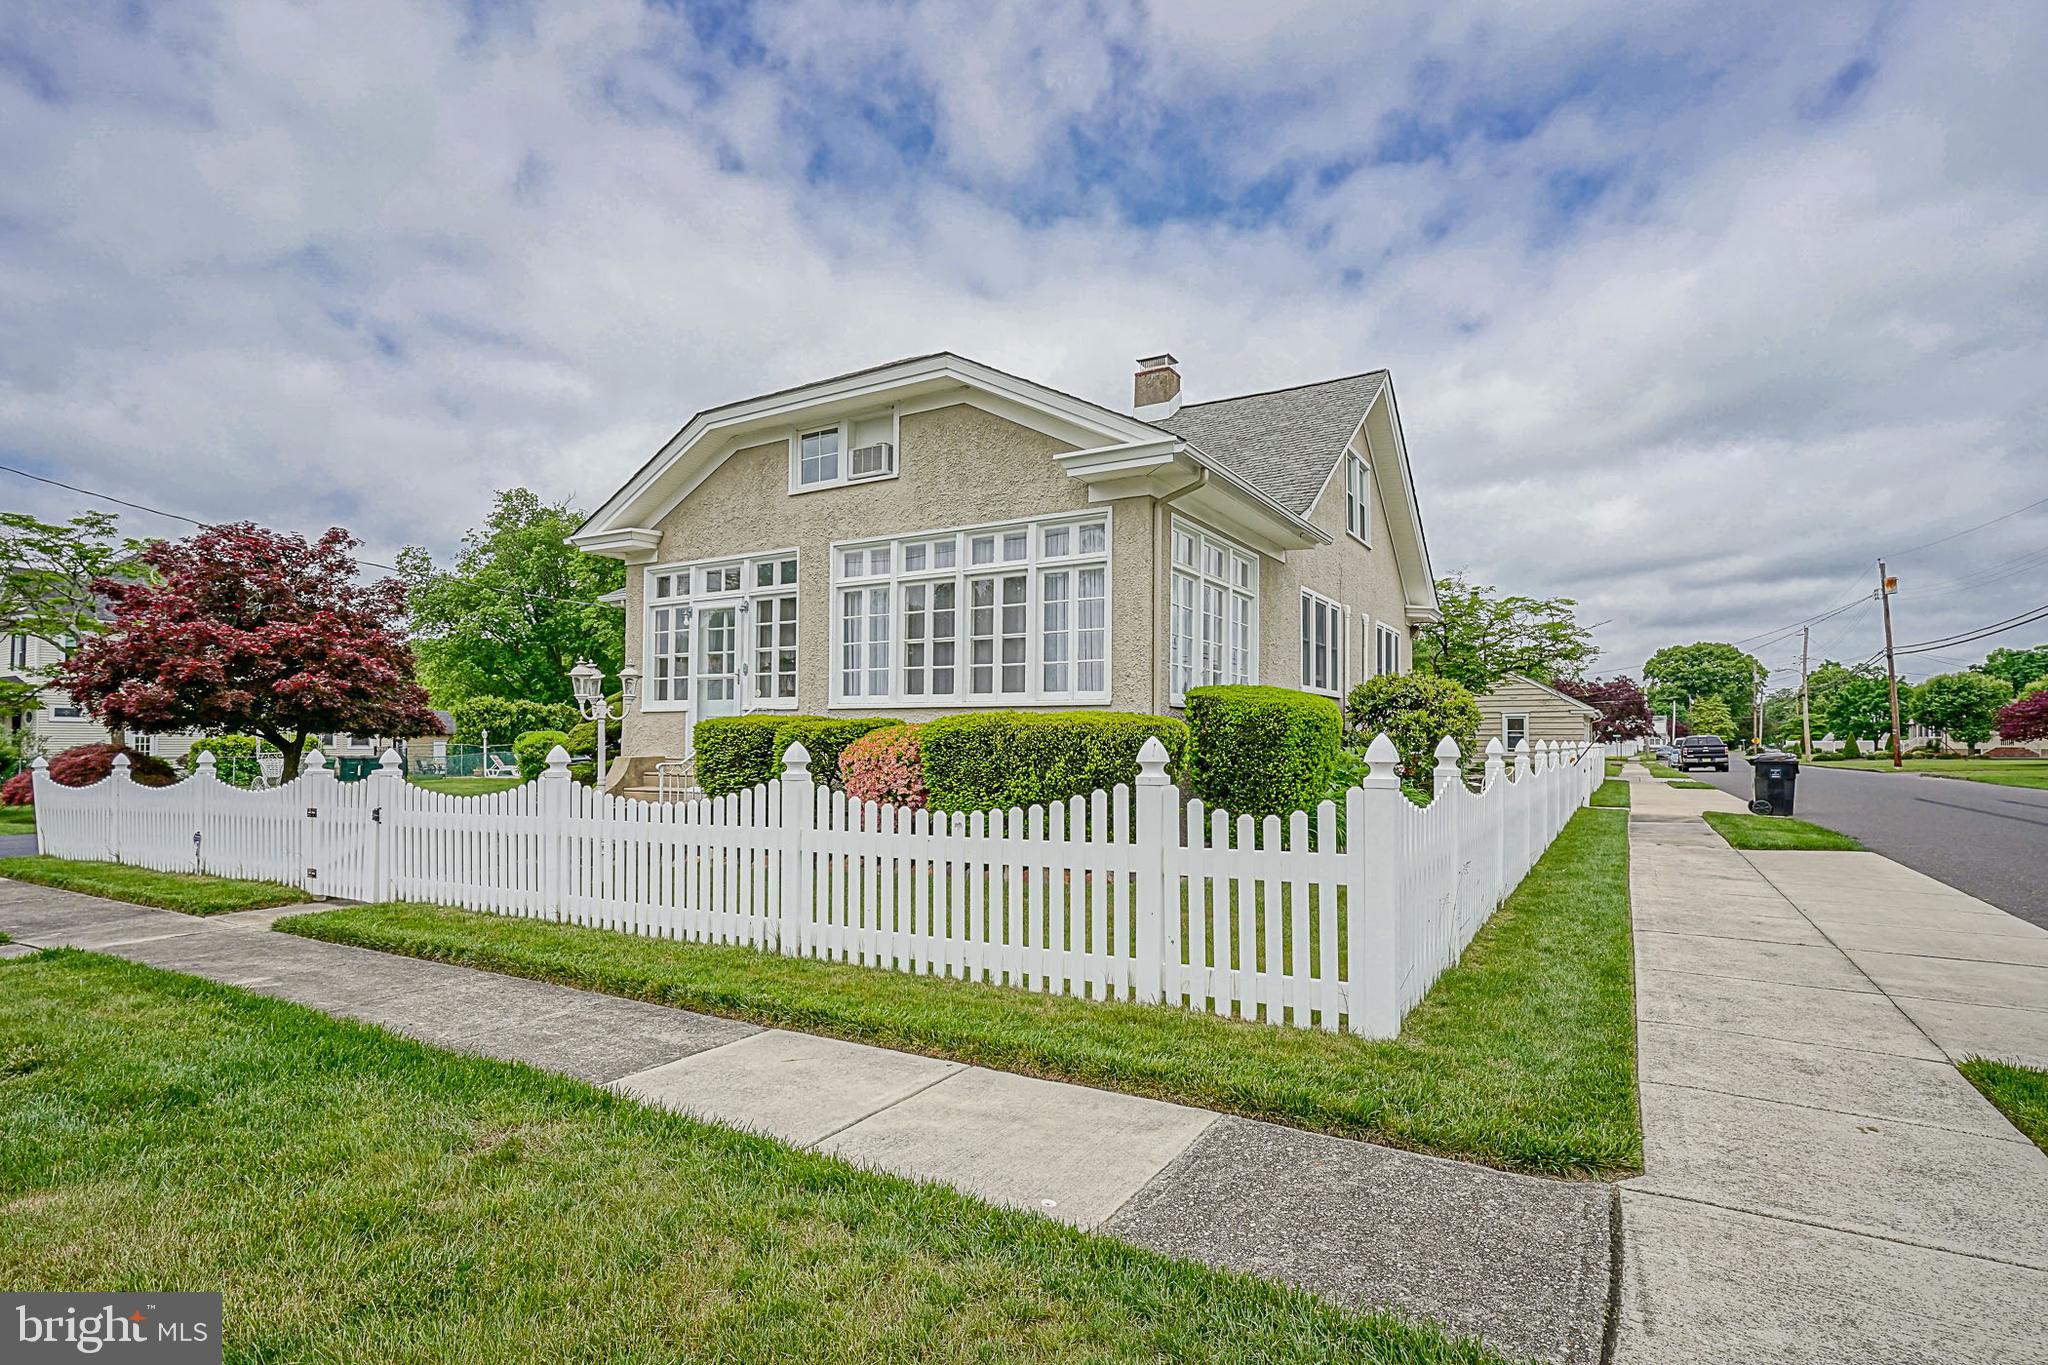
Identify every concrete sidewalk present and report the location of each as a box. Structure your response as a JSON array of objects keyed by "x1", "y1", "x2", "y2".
[
  {"x1": 0, "y1": 876, "x2": 1611, "y2": 1365},
  {"x1": 1617, "y1": 769, "x2": 2048, "y2": 1364}
]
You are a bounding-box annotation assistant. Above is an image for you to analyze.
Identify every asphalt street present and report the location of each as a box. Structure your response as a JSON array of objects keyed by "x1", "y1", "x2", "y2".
[
  {"x1": 1694, "y1": 757, "x2": 2048, "y2": 929},
  {"x1": 0, "y1": 833, "x2": 36, "y2": 858}
]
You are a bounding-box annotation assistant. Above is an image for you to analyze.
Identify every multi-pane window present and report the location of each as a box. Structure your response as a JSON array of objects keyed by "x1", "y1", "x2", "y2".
[
  {"x1": 1169, "y1": 519, "x2": 1258, "y2": 704},
  {"x1": 1344, "y1": 453, "x2": 1371, "y2": 544},
  {"x1": 644, "y1": 552, "x2": 797, "y2": 709},
  {"x1": 1376, "y1": 622, "x2": 1402, "y2": 677},
  {"x1": 832, "y1": 514, "x2": 1109, "y2": 705},
  {"x1": 797, "y1": 428, "x2": 840, "y2": 487},
  {"x1": 1300, "y1": 590, "x2": 1344, "y2": 697}
]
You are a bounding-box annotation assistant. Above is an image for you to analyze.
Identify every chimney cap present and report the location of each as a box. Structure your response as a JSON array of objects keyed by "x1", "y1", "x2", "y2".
[{"x1": 1135, "y1": 353, "x2": 1179, "y2": 371}]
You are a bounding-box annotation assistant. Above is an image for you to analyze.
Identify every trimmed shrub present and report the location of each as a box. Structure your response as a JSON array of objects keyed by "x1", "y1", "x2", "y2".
[
  {"x1": 1, "y1": 770, "x2": 32, "y2": 805},
  {"x1": 1182, "y1": 686, "x2": 1341, "y2": 818},
  {"x1": 841, "y1": 725, "x2": 927, "y2": 809},
  {"x1": 449, "y1": 696, "x2": 578, "y2": 747},
  {"x1": 918, "y1": 711, "x2": 1188, "y2": 814},
  {"x1": 563, "y1": 720, "x2": 619, "y2": 763},
  {"x1": 512, "y1": 729, "x2": 572, "y2": 781},
  {"x1": 772, "y1": 717, "x2": 902, "y2": 788},
  {"x1": 1343, "y1": 673, "x2": 1482, "y2": 788},
  {"x1": 48, "y1": 743, "x2": 178, "y2": 789},
  {"x1": 692, "y1": 716, "x2": 786, "y2": 796}
]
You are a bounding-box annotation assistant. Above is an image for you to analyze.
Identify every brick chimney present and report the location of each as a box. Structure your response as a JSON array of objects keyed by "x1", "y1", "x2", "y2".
[{"x1": 1133, "y1": 353, "x2": 1182, "y2": 418}]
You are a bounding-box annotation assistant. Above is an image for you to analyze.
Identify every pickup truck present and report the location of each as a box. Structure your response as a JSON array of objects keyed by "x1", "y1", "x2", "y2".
[{"x1": 1674, "y1": 734, "x2": 1731, "y2": 772}]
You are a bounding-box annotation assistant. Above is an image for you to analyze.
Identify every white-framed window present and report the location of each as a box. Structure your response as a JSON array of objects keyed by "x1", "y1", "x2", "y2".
[
  {"x1": 830, "y1": 512, "x2": 1110, "y2": 706},
  {"x1": 1344, "y1": 452, "x2": 1371, "y2": 544},
  {"x1": 6, "y1": 635, "x2": 27, "y2": 670},
  {"x1": 1375, "y1": 622, "x2": 1402, "y2": 677},
  {"x1": 790, "y1": 409, "x2": 899, "y2": 493},
  {"x1": 1169, "y1": 519, "x2": 1258, "y2": 705},
  {"x1": 1504, "y1": 713, "x2": 1529, "y2": 750},
  {"x1": 1299, "y1": 589, "x2": 1345, "y2": 697},
  {"x1": 643, "y1": 550, "x2": 799, "y2": 710}
]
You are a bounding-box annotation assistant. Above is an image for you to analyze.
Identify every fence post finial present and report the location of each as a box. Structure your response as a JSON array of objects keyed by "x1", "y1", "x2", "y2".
[
  {"x1": 1484, "y1": 736, "x2": 1505, "y2": 787},
  {"x1": 378, "y1": 746, "x2": 403, "y2": 771},
  {"x1": 1432, "y1": 736, "x2": 1463, "y2": 798},
  {"x1": 1362, "y1": 733, "x2": 1401, "y2": 787},
  {"x1": 780, "y1": 739, "x2": 812, "y2": 782},
  {"x1": 303, "y1": 747, "x2": 327, "y2": 774},
  {"x1": 30, "y1": 756, "x2": 48, "y2": 772},
  {"x1": 1136, "y1": 734, "x2": 1173, "y2": 784},
  {"x1": 196, "y1": 750, "x2": 218, "y2": 776},
  {"x1": 541, "y1": 744, "x2": 572, "y2": 778},
  {"x1": 1513, "y1": 737, "x2": 1531, "y2": 778},
  {"x1": 111, "y1": 751, "x2": 131, "y2": 775}
]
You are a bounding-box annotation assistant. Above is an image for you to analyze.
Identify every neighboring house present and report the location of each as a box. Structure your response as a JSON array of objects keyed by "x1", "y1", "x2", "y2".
[
  {"x1": 1474, "y1": 673, "x2": 1599, "y2": 753},
  {"x1": 571, "y1": 351, "x2": 1441, "y2": 788},
  {"x1": 3, "y1": 631, "x2": 199, "y2": 763}
]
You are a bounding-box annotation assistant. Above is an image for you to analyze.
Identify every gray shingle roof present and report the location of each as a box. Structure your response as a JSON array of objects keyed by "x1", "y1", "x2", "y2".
[{"x1": 1157, "y1": 371, "x2": 1387, "y2": 516}]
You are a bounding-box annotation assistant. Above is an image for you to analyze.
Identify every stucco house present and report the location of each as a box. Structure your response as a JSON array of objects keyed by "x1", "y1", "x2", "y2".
[
  {"x1": 1473, "y1": 673, "x2": 1599, "y2": 753},
  {"x1": 571, "y1": 352, "x2": 1441, "y2": 790}
]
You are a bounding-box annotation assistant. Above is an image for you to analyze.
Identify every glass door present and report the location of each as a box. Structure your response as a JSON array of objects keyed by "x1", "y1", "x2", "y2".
[{"x1": 694, "y1": 605, "x2": 739, "y2": 723}]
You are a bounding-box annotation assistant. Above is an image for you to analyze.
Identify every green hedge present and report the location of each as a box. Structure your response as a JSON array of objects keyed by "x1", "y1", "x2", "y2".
[
  {"x1": 186, "y1": 735, "x2": 261, "y2": 788},
  {"x1": 692, "y1": 715, "x2": 903, "y2": 797},
  {"x1": 1344, "y1": 672, "x2": 1482, "y2": 789},
  {"x1": 919, "y1": 711, "x2": 1188, "y2": 813},
  {"x1": 512, "y1": 729, "x2": 572, "y2": 781},
  {"x1": 1183, "y1": 685, "x2": 1342, "y2": 818}
]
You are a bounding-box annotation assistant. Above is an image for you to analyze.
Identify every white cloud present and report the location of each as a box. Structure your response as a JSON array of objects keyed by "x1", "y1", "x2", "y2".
[{"x1": 0, "y1": 0, "x2": 2043, "y2": 685}]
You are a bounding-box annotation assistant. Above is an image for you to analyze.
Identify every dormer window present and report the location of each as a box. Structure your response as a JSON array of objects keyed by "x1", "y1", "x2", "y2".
[
  {"x1": 789, "y1": 409, "x2": 900, "y2": 493},
  {"x1": 797, "y1": 428, "x2": 840, "y2": 486}
]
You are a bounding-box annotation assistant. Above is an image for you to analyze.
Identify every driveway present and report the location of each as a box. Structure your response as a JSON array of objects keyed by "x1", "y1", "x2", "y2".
[
  {"x1": 0, "y1": 832, "x2": 37, "y2": 858},
  {"x1": 1694, "y1": 758, "x2": 2048, "y2": 930}
]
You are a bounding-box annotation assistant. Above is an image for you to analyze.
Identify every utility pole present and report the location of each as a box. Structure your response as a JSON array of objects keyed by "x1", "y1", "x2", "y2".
[
  {"x1": 1799, "y1": 625, "x2": 1813, "y2": 761},
  {"x1": 1751, "y1": 657, "x2": 1764, "y2": 751},
  {"x1": 1878, "y1": 560, "x2": 1903, "y2": 770}
]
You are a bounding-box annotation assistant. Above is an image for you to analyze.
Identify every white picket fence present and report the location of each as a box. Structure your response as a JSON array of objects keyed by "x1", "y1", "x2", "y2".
[{"x1": 31, "y1": 732, "x2": 1603, "y2": 1036}]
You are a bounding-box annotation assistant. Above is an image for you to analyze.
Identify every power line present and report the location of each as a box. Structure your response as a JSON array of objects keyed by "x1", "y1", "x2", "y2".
[
  {"x1": 1885, "y1": 493, "x2": 2048, "y2": 560},
  {"x1": 0, "y1": 461, "x2": 612, "y2": 615},
  {"x1": 1892, "y1": 601, "x2": 2048, "y2": 657}
]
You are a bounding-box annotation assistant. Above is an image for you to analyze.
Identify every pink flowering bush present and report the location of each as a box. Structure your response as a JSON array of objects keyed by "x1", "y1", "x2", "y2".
[{"x1": 840, "y1": 724, "x2": 926, "y2": 809}]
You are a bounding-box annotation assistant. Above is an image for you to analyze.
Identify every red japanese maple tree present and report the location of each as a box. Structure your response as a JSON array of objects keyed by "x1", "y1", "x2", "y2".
[
  {"x1": 59, "y1": 522, "x2": 437, "y2": 780},
  {"x1": 1554, "y1": 674, "x2": 1657, "y2": 741},
  {"x1": 1995, "y1": 689, "x2": 2048, "y2": 743}
]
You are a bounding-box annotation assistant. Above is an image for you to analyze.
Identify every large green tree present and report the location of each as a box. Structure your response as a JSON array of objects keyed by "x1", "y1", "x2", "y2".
[
  {"x1": 1975, "y1": 645, "x2": 2048, "y2": 696},
  {"x1": 399, "y1": 490, "x2": 625, "y2": 708},
  {"x1": 1683, "y1": 695, "x2": 1737, "y2": 740},
  {"x1": 1824, "y1": 673, "x2": 1905, "y2": 744},
  {"x1": 1413, "y1": 575, "x2": 1597, "y2": 693},
  {"x1": 1642, "y1": 642, "x2": 1763, "y2": 728},
  {"x1": 1910, "y1": 672, "x2": 2014, "y2": 753},
  {"x1": 0, "y1": 510, "x2": 150, "y2": 719}
]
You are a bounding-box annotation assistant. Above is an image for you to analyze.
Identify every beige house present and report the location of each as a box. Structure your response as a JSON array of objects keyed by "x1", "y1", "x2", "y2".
[
  {"x1": 571, "y1": 352, "x2": 1441, "y2": 787},
  {"x1": 1474, "y1": 673, "x2": 1599, "y2": 752},
  {"x1": 4, "y1": 631, "x2": 199, "y2": 763}
]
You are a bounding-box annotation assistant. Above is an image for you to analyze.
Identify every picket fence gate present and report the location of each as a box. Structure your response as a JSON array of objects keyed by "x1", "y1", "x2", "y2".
[{"x1": 31, "y1": 733, "x2": 1613, "y2": 1036}]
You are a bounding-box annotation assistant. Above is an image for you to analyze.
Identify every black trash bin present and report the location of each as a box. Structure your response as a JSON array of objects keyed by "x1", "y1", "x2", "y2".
[{"x1": 1749, "y1": 751, "x2": 1799, "y2": 816}]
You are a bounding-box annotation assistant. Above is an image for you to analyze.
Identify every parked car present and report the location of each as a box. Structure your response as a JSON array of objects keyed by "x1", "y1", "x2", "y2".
[{"x1": 1674, "y1": 735, "x2": 1730, "y2": 772}]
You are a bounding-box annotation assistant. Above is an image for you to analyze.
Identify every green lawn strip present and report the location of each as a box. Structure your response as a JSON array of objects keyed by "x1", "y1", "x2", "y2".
[
  {"x1": 1700, "y1": 812, "x2": 1862, "y2": 852},
  {"x1": 0, "y1": 951, "x2": 1504, "y2": 1364},
  {"x1": 409, "y1": 775, "x2": 526, "y2": 795},
  {"x1": 1603, "y1": 758, "x2": 1622, "y2": 778},
  {"x1": 1960, "y1": 1058, "x2": 2048, "y2": 1153},
  {"x1": 0, "y1": 856, "x2": 309, "y2": 915},
  {"x1": 1667, "y1": 780, "x2": 1714, "y2": 790},
  {"x1": 1643, "y1": 760, "x2": 1686, "y2": 779},
  {"x1": 0, "y1": 805, "x2": 35, "y2": 834},
  {"x1": 279, "y1": 807, "x2": 1639, "y2": 1177},
  {"x1": 1815, "y1": 759, "x2": 2048, "y2": 790},
  {"x1": 1591, "y1": 779, "x2": 1629, "y2": 809}
]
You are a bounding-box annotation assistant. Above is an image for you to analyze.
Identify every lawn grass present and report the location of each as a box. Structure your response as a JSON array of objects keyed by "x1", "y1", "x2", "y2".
[
  {"x1": 1960, "y1": 1058, "x2": 2048, "y2": 1153},
  {"x1": 0, "y1": 855, "x2": 309, "y2": 915},
  {"x1": 1815, "y1": 758, "x2": 2048, "y2": 790},
  {"x1": 410, "y1": 775, "x2": 526, "y2": 795},
  {"x1": 279, "y1": 807, "x2": 1640, "y2": 1177},
  {"x1": 1591, "y1": 779, "x2": 1629, "y2": 808},
  {"x1": 1701, "y1": 812, "x2": 1863, "y2": 852},
  {"x1": 0, "y1": 951, "x2": 1501, "y2": 1364},
  {"x1": 1644, "y1": 759, "x2": 1686, "y2": 779},
  {"x1": 1604, "y1": 757, "x2": 1623, "y2": 778},
  {"x1": 1667, "y1": 780, "x2": 1714, "y2": 790},
  {"x1": 0, "y1": 804, "x2": 35, "y2": 835}
]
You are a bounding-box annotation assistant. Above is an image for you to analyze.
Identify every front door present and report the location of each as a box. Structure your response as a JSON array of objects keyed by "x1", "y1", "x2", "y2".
[{"x1": 694, "y1": 605, "x2": 740, "y2": 724}]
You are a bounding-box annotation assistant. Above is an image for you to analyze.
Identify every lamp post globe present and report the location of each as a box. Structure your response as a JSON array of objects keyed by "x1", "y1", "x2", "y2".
[{"x1": 569, "y1": 659, "x2": 603, "y2": 716}]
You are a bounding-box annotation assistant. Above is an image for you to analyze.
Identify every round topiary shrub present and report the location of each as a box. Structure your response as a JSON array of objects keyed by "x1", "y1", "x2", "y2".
[
  {"x1": 48, "y1": 743, "x2": 178, "y2": 789},
  {"x1": 1343, "y1": 673, "x2": 1482, "y2": 787},
  {"x1": 513, "y1": 729, "x2": 572, "y2": 781},
  {"x1": 840, "y1": 724, "x2": 924, "y2": 809}
]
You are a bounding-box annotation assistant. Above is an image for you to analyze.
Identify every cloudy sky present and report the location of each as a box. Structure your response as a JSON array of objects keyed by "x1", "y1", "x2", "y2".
[{"x1": 3, "y1": 0, "x2": 2044, "y2": 686}]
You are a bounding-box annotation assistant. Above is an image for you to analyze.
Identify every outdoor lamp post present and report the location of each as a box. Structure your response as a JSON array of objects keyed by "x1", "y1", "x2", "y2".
[{"x1": 570, "y1": 660, "x2": 639, "y2": 790}]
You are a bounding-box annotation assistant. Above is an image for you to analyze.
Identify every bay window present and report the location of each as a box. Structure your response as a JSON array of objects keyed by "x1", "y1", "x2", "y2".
[
  {"x1": 831, "y1": 513, "x2": 1110, "y2": 706},
  {"x1": 1169, "y1": 518, "x2": 1258, "y2": 705}
]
